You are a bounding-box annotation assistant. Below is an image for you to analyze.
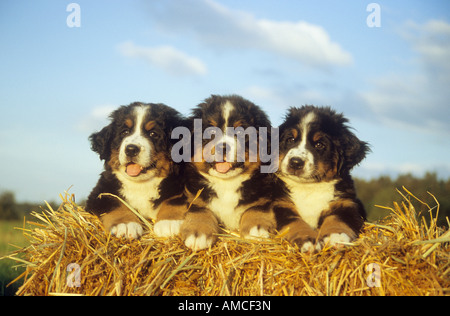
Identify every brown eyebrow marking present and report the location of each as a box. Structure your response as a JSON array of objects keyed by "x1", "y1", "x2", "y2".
[
  {"x1": 313, "y1": 132, "x2": 325, "y2": 142},
  {"x1": 233, "y1": 120, "x2": 245, "y2": 128},
  {"x1": 208, "y1": 119, "x2": 218, "y2": 127},
  {"x1": 291, "y1": 128, "x2": 298, "y2": 139},
  {"x1": 125, "y1": 119, "x2": 133, "y2": 128},
  {"x1": 145, "y1": 120, "x2": 156, "y2": 131}
]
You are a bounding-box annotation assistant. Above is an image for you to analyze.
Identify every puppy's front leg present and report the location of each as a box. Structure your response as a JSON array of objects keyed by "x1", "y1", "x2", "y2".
[
  {"x1": 317, "y1": 199, "x2": 365, "y2": 248},
  {"x1": 180, "y1": 206, "x2": 219, "y2": 251},
  {"x1": 273, "y1": 203, "x2": 318, "y2": 253},
  {"x1": 154, "y1": 194, "x2": 188, "y2": 237},
  {"x1": 240, "y1": 207, "x2": 276, "y2": 239},
  {"x1": 101, "y1": 205, "x2": 143, "y2": 239}
]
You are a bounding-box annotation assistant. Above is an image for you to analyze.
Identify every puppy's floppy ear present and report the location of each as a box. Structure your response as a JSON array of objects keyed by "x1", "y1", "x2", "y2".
[
  {"x1": 89, "y1": 124, "x2": 114, "y2": 161},
  {"x1": 340, "y1": 130, "x2": 370, "y2": 172}
]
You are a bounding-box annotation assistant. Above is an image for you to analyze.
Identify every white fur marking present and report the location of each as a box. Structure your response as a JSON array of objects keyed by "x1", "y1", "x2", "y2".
[
  {"x1": 245, "y1": 226, "x2": 270, "y2": 239},
  {"x1": 119, "y1": 105, "x2": 152, "y2": 168},
  {"x1": 153, "y1": 219, "x2": 184, "y2": 237},
  {"x1": 323, "y1": 233, "x2": 351, "y2": 247},
  {"x1": 111, "y1": 222, "x2": 143, "y2": 239},
  {"x1": 185, "y1": 234, "x2": 213, "y2": 251},
  {"x1": 222, "y1": 101, "x2": 234, "y2": 126},
  {"x1": 281, "y1": 112, "x2": 316, "y2": 178},
  {"x1": 281, "y1": 177, "x2": 337, "y2": 229},
  {"x1": 301, "y1": 241, "x2": 316, "y2": 253},
  {"x1": 114, "y1": 170, "x2": 163, "y2": 220},
  {"x1": 201, "y1": 172, "x2": 250, "y2": 230},
  {"x1": 217, "y1": 101, "x2": 237, "y2": 162}
]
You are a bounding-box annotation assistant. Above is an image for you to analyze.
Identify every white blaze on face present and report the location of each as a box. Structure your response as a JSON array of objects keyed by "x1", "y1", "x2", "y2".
[
  {"x1": 118, "y1": 105, "x2": 153, "y2": 175},
  {"x1": 281, "y1": 111, "x2": 316, "y2": 179},
  {"x1": 209, "y1": 100, "x2": 239, "y2": 176}
]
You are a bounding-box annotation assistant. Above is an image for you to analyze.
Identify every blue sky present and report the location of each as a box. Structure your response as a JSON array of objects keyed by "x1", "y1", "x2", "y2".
[{"x1": 0, "y1": 0, "x2": 449, "y2": 202}]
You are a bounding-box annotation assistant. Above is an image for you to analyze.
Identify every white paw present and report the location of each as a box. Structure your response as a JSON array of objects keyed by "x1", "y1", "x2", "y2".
[
  {"x1": 184, "y1": 234, "x2": 213, "y2": 251},
  {"x1": 245, "y1": 226, "x2": 270, "y2": 239},
  {"x1": 300, "y1": 241, "x2": 316, "y2": 253},
  {"x1": 323, "y1": 233, "x2": 351, "y2": 247},
  {"x1": 154, "y1": 220, "x2": 184, "y2": 237},
  {"x1": 110, "y1": 222, "x2": 143, "y2": 239}
]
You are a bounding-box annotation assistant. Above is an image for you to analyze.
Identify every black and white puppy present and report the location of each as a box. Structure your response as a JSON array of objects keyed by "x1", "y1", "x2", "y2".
[
  {"x1": 274, "y1": 106, "x2": 369, "y2": 252},
  {"x1": 86, "y1": 102, "x2": 185, "y2": 239}
]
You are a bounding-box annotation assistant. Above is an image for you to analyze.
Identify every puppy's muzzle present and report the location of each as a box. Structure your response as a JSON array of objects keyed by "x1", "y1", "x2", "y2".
[
  {"x1": 289, "y1": 157, "x2": 305, "y2": 170},
  {"x1": 125, "y1": 144, "x2": 140, "y2": 157}
]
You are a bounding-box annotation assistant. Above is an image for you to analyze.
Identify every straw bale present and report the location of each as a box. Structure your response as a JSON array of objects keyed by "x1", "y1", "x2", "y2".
[{"x1": 2, "y1": 188, "x2": 449, "y2": 296}]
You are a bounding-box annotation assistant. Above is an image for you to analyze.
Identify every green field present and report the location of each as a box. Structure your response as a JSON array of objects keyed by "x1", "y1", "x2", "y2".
[{"x1": 0, "y1": 220, "x2": 30, "y2": 296}]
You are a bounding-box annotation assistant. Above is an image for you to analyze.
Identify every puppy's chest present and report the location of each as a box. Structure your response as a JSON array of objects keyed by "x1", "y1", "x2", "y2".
[
  {"x1": 204, "y1": 175, "x2": 248, "y2": 230},
  {"x1": 283, "y1": 178, "x2": 338, "y2": 229},
  {"x1": 115, "y1": 172, "x2": 162, "y2": 220}
]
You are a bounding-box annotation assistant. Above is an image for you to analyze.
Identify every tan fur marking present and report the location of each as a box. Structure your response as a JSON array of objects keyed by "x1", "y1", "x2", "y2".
[
  {"x1": 313, "y1": 132, "x2": 324, "y2": 142},
  {"x1": 125, "y1": 118, "x2": 133, "y2": 128},
  {"x1": 156, "y1": 196, "x2": 188, "y2": 221},
  {"x1": 180, "y1": 209, "x2": 219, "y2": 243},
  {"x1": 233, "y1": 120, "x2": 244, "y2": 128},
  {"x1": 317, "y1": 215, "x2": 356, "y2": 240},
  {"x1": 100, "y1": 205, "x2": 140, "y2": 232},
  {"x1": 291, "y1": 128, "x2": 298, "y2": 140},
  {"x1": 239, "y1": 207, "x2": 276, "y2": 237},
  {"x1": 154, "y1": 152, "x2": 172, "y2": 177},
  {"x1": 107, "y1": 148, "x2": 121, "y2": 170},
  {"x1": 281, "y1": 219, "x2": 318, "y2": 244},
  {"x1": 144, "y1": 120, "x2": 156, "y2": 131},
  {"x1": 208, "y1": 119, "x2": 218, "y2": 127}
]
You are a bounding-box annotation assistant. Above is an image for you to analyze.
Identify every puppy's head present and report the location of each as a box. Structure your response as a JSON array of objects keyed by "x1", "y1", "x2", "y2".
[
  {"x1": 191, "y1": 95, "x2": 271, "y2": 179},
  {"x1": 90, "y1": 102, "x2": 183, "y2": 180},
  {"x1": 279, "y1": 106, "x2": 369, "y2": 182}
]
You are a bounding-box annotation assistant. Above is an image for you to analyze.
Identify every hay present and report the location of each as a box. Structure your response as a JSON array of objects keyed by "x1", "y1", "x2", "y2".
[{"x1": 2, "y1": 188, "x2": 449, "y2": 296}]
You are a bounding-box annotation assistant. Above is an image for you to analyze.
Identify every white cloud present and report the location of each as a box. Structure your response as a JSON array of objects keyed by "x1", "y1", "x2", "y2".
[
  {"x1": 242, "y1": 85, "x2": 335, "y2": 126},
  {"x1": 76, "y1": 104, "x2": 117, "y2": 133},
  {"x1": 147, "y1": 0, "x2": 352, "y2": 69},
  {"x1": 360, "y1": 19, "x2": 450, "y2": 134},
  {"x1": 118, "y1": 41, "x2": 208, "y2": 76}
]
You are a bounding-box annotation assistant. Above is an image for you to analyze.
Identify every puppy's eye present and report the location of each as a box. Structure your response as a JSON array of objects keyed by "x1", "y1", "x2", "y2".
[
  {"x1": 121, "y1": 129, "x2": 130, "y2": 137},
  {"x1": 315, "y1": 141, "x2": 325, "y2": 149},
  {"x1": 287, "y1": 137, "x2": 295, "y2": 143},
  {"x1": 149, "y1": 131, "x2": 158, "y2": 138}
]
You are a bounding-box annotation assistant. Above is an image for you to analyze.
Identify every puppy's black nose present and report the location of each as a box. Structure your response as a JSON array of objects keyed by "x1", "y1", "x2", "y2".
[
  {"x1": 125, "y1": 144, "x2": 140, "y2": 157},
  {"x1": 289, "y1": 157, "x2": 305, "y2": 170}
]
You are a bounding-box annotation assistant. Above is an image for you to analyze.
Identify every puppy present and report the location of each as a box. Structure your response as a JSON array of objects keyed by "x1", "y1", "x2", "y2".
[
  {"x1": 176, "y1": 95, "x2": 277, "y2": 250},
  {"x1": 86, "y1": 102, "x2": 185, "y2": 239},
  {"x1": 274, "y1": 106, "x2": 369, "y2": 252}
]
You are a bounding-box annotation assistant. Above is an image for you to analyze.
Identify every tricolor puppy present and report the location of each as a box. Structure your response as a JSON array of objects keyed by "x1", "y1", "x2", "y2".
[
  {"x1": 86, "y1": 102, "x2": 185, "y2": 239},
  {"x1": 275, "y1": 106, "x2": 369, "y2": 252},
  {"x1": 180, "y1": 95, "x2": 276, "y2": 250}
]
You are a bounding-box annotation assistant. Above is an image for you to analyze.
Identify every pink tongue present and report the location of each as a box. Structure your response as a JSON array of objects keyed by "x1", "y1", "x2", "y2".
[
  {"x1": 215, "y1": 162, "x2": 232, "y2": 174},
  {"x1": 126, "y1": 164, "x2": 142, "y2": 177}
]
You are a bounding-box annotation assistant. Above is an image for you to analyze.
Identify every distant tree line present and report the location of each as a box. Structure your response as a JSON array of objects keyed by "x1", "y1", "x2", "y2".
[
  {"x1": 1, "y1": 172, "x2": 449, "y2": 228},
  {"x1": 355, "y1": 172, "x2": 450, "y2": 227},
  {"x1": 0, "y1": 191, "x2": 59, "y2": 221}
]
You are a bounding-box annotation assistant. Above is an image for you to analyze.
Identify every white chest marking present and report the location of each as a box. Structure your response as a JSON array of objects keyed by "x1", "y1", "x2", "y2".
[
  {"x1": 114, "y1": 171, "x2": 163, "y2": 220},
  {"x1": 202, "y1": 172, "x2": 249, "y2": 230},
  {"x1": 281, "y1": 176, "x2": 337, "y2": 228}
]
